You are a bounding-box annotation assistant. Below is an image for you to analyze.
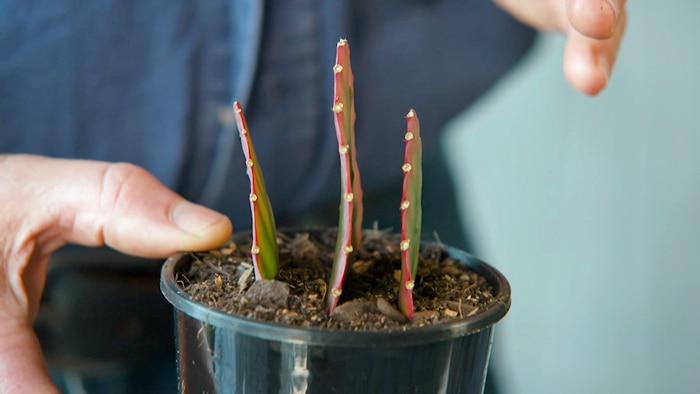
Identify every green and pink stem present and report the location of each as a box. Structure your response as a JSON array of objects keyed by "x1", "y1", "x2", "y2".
[
  {"x1": 398, "y1": 109, "x2": 422, "y2": 319},
  {"x1": 233, "y1": 101, "x2": 279, "y2": 281},
  {"x1": 327, "y1": 39, "x2": 364, "y2": 311}
]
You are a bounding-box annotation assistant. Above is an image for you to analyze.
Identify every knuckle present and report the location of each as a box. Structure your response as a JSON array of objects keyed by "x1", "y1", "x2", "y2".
[{"x1": 98, "y1": 162, "x2": 148, "y2": 210}]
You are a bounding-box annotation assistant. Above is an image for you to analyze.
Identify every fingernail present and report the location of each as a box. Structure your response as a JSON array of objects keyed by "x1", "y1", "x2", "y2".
[{"x1": 171, "y1": 200, "x2": 228, "y2": 236}]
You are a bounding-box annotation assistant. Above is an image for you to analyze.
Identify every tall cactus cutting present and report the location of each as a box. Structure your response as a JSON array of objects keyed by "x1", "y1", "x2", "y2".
[
  {"x1": 327, "y1": 39, "x2": 364, "y2": 311},
  {"x1": 398, "y1": 109, "x2": 422, "y2": 319},
  {"x1": 233, "y1": 101, "x2": 279, "y2": 280}
]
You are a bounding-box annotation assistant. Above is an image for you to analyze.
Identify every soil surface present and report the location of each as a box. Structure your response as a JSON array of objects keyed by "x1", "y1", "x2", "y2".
[{"x1": 178, "y1": 228, "x2": 503, "y2": 330}]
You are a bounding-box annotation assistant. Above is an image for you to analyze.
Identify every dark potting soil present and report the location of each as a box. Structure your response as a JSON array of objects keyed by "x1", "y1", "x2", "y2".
[{"x1": 179, "y1": 228, "x2": 502, "y2": 330}]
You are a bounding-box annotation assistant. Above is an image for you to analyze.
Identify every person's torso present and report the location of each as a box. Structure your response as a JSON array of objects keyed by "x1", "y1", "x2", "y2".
[{"x1": 0, "y1": 0, "x2": 535, "y2": 228}]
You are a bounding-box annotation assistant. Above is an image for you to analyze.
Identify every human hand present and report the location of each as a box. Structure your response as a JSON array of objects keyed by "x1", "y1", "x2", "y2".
[
  {"x1": 0, "y1": 155, "x2": 232, "y2": 393},
  {"x1": 494, "y1": 0, "x2": 627, "y2": 95}
]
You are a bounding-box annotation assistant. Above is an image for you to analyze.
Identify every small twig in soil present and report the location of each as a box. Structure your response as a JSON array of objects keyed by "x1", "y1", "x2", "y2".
[
  {"x1": 237, "y1": 267, "x2": 254, "y2": 290},
  {"x1": 193, "y1": 253, "x2": 232, "y2": 279}
]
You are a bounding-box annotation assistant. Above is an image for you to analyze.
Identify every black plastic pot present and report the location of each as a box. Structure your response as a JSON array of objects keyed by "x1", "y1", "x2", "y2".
[{"x1": 160, "y1": 235, "x2": 510, "y2": 394}]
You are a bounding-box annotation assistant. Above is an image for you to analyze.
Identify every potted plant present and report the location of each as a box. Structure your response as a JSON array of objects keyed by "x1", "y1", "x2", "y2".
[{"x1": 160, "y1": 39, "x2": 510, "y2": 394}]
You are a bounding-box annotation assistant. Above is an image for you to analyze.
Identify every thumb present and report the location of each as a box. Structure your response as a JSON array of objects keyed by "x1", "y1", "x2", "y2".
[
  {"x1": 89, "y1": 162, "x2": 233, "y2": 257},
  {"x1": 9, "y1": 154, "x2": 233, "y2": 314},
  {"x1": 9, "y1": 155, "x2": 233, "y2": 258}
]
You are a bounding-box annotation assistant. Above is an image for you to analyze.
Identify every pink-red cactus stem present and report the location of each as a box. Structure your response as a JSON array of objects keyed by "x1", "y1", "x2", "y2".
[
  {"x1": 233, "y1": 101, "x2": 280, "y2": 281},
  {"x1": 327, "y1": 38, "x2": 364, "y2": 311},
  {"x1": 398, "y1": 109, "x2": 423, "y2": 319}
]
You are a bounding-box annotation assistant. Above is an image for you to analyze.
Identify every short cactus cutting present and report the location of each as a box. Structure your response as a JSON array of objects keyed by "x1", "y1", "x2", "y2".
[{"x1": 232, "y1": 39, "x2": 423, "y2": 317}]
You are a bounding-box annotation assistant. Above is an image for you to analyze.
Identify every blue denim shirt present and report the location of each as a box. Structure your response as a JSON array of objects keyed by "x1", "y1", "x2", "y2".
[{"x1": 0, "y1": 0, "x2": 534, "y2": 229}]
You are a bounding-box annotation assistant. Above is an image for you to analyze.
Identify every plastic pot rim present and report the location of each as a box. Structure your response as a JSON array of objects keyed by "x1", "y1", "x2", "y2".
[{"x1": 161, "y1": 241, "x2": 511, "y2": 348}]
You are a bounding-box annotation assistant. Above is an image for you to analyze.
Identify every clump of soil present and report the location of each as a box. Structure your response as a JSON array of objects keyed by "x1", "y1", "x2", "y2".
[{"x1": 178, "y1": 228, "x2": 502, "y2": 330}]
